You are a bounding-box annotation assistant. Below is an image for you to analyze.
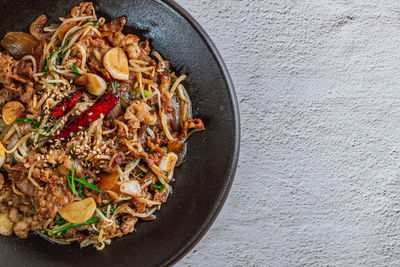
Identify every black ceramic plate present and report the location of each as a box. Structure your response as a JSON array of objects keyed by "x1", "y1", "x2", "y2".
[{"x1": 0, "y1": 0, "x2": 240, "y2": 266}]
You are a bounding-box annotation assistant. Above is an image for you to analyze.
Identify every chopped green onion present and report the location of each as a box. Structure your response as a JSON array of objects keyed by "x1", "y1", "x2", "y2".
[
  {"x1": 110, "y1": 206, "x2": 116, "y2": 214},
  {"x1": 15, "y1": 118, "x2": 40, "y2": 129},
  {"x1": 112, "y1": 80, "x2": 119, "y2": 92},
  {"x1": 152, "y1": 183, "x2": 165, "y2": 191},
  {"x1": 78, "y1": 183, "x2": 85, "y2": 199},
  {"x1": 139, "y1": 158, "x2": 147, "y2": 165},
  {"x1": 149, "y1": 146, "x2": 156, "y2": 153},
  {"x1": 44, "y1": 34, "x2": 70, "y2": 76},
  {"x1": 164, "y1": 171, "x2": 169, "y2": 177},
  {"x1": 72, "y1": 177, "x2": 104, "y2": 193},
  {"x1": 26, "y1": 139, "x2": 34, "y2": 146},
  {"x1": 48, "y1": 217, "x2": 99, "y2": 236},
  {"x1": 144, "y1": 90, "x2": 151, "y2": 97},
  {"x1": 56, "y1": 217, "x2": 66, "y2": 226},
  {"x1": 34, "y1": 205, "x2": 38, "y2": 210},
  {"x1": 164, "y1": 68, "x2": 172, "y2": 74},
  {"x1": 68, "y1": 158, "x2": 77, "y2": 195},
  {"x1": 36, "y1": 147, "x2": 44, "y2": 155},
  {"x1": 166, "y1": 146, "x2": 170, "y2": 154},
  {"x1": 72, "y1": 65, "x2": 81, "y2": 77},
  {"x1": 97, "y1": 200, "x2": 114, "y2": 208},
  {"x1": 11, "y1": 157, "x2": 17, "y2": 165},
  {"x1": 150, "y1": 125, "x2": 155, "y2": 131}
]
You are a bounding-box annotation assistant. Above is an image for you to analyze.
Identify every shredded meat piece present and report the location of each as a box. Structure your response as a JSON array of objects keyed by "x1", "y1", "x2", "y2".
[
  {"x1": 11, "y1": 167, "x2": 73, "y2": 220},
  {"x1": 20, "y1": 82, "x2": 35, "y2": 104},
  {"x1": 159, "y1": 74, "x2": 173, "y2": 113},
  {"x1": 137, "y1": 40, "x2": 152, "y2": 62},
  {"x1": 88, "y1": 38, "x2": 112, "y2": 80},
  {"x1": 8, "y1": 207, "x2": 20, "y2": 222},
  {"x1": 14, "y1": 60, "x2": 33, "y2": 81},
  {"x1": 106, "y1": 32, "x2": 141, "y2": 59},
  {"x1": 0, "y1": 52, "x2": 14, "y2": 85},
  {"x1": 57, "y1": 2, "x2": 94, "y2": 39},
  {"x1": 132, "y1": 199, "x2": 146, "y2": 213},
  {"x1": 13, "y1": 217, "x2": 32, "y2": 238},
  {"x1": 120, "y1": 216, "x2": 138, "y2": 235},
  {"x1": 125, "y1": 100, "x2": 157, "y2": 125},
  {"x1": 114, "y1": 120, "x2": 128, "y2": 137},
  {"x1": 100, "y1": 16, "x2": 127, "y2": 33},
  {"x1": 181, "y1": 118, "x2": 205, "y2": 137},
  {"x1": 70, "y1": 1, "x2": 93, "y2": 17},
  {"x1": 154, "y1": 189, "x2": 168, "y2": 203}
]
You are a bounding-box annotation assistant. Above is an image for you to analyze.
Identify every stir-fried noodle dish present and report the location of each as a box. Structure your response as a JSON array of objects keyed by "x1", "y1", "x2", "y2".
[{"x1": 0, "y1": 2, "x2": 204, "y2": 249}]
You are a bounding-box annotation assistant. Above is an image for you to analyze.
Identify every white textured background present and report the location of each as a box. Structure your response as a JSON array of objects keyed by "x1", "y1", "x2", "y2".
[{"x1": 175, "y1": 0, "x2": 400, "y2": 266}]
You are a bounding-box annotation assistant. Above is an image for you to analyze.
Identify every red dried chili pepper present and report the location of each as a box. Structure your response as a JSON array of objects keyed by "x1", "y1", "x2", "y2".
[
  {"x1": 53, "y1": 93, "x2": 120, "y2": 140},
  {"x1": 51, "y1": 90, "x2": 83, "y2": 120}
]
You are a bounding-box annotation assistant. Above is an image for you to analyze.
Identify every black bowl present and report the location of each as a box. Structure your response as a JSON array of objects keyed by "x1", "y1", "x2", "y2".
[{"x1": 0, "y1": 0, "x2": 240, "y2": 266}]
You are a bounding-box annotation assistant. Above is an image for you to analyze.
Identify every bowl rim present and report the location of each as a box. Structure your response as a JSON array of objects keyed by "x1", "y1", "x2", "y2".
[{"x1": 159, "y1": 0, "x2": 241, "y2": 265}]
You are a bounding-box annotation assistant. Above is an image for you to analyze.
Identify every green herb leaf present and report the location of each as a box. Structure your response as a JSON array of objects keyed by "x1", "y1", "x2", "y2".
[
  {"x1": 72, "y1": 65, "x2": 81, "y2": 77},
  {"x1": 152, "y1": 182, "x2": 165, "y2": 191},
  {"x1": 15, "y1": 118, "x2": 40, "y2": 129},
  {"x1": 48, "y1": 217, "x2": 99, "y2": 236}
]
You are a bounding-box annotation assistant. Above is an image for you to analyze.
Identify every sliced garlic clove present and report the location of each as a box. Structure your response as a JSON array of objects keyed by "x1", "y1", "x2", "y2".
[
  {"x1": 2, "y1": 101, "x2": 25, "y2": 125},
  {"x1": 103, "y1": 47, "x2": 129, "y2": 81},
  {"x1": 58, "y1": 197, "x2": 96, "y2": 224},
  {"x1": 75, "y1": 73, "x2": 107, "y2": 96}
]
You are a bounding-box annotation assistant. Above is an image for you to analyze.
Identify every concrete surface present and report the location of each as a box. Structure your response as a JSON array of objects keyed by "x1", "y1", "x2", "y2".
[{"x1": 175, "y1": 0, "x2": 400, "y2": 266}]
